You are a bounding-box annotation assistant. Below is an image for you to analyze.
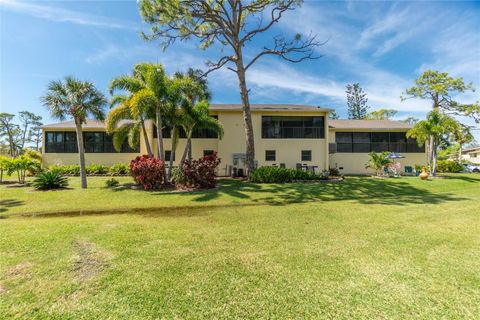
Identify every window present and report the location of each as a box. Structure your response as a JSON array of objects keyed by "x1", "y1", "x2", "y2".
[
  {"x1": 301, "y1": 150, "x2": 312, "y2": 161},
  {"x1": 335, "y1": 132, "x2": 425, "y2": 153},
  {"x1": 265, "y1": 150, "x2": 276, "y2": 161},
  {"x1": 154, "y1": 116, "x2": 219, "y2": 139},
  {"x1": 203, "y1": 150, "x2": 214, "y2": 156},
  {"x1": 262, "y1": 116, "x2": 325, "y2": 139},
  {"x1": 44, "y1": 131, "x2": 139, "y2": 153},
  {"x1": 165, "y1": 150, "x2": 175, "y2": 161}
]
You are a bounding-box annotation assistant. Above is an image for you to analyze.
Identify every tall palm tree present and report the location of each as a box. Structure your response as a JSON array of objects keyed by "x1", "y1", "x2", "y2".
[
  {"x1": 407, "y1": 110, "x2": 459, "y2": 176},
  {"x1": 178, "y1": 100, "x2": 223, "y2": 165},
  {"x1": 41, "y1": 76, "x2": 106, "y2": 189}
]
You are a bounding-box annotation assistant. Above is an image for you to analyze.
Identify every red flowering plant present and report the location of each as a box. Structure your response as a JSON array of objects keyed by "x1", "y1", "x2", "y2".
[
  {"x1": 177, "y1": 152, "x2": 221, "y2": 189},
  {"x1": 129, "y1": 155, "x2": 165, "y2": 190}
]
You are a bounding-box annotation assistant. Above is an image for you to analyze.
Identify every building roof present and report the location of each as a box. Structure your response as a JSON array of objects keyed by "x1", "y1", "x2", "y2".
[
  {"x1": 41, "y1": 119, "x2": 134, "y2": 129},
  {"x1": 329, "y1": 119, "x2": 413, "y2": 130},
  {"x1": 462, "y1": 147, "x2": 480, "y2": 154},
  {"x1": 209, "y1": 104, "x2": 331, "y2": 112}
]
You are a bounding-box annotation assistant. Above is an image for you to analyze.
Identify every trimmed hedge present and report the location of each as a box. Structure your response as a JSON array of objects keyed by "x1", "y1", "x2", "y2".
[
  {"x1": 436, "y1": 160, "x2": 463, "y2": 173},
  {"x1": 250, "y1": 166, "x2": 319, "y2": 183},
  {"x1": 48, "y1": 163, "x2": 130, "y2": 176}
]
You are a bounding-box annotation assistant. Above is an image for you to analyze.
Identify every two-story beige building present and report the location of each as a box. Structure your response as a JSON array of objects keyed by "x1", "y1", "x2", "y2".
[{"x1": 42, "y1": 104, "x2": 426, "y2": 175}]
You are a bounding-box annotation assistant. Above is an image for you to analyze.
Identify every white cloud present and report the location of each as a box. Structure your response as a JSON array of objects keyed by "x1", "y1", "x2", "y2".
[{"x1": 0, "y1": 0, "x2": 137, "y2": 29}]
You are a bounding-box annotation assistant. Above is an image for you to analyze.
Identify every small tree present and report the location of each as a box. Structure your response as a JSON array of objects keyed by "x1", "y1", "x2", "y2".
[
  {"x1": 407, "y1": 110, "x2": 459, "y2": 176},
  {"x1": 346, "y1": 83, "x2": 369, "y2": 119},
  {"x1": 329, "y1": 110, "x2": 339, "y2": 120},
  {"x1": 139, "y1": 0, "x2": 323, "y2": 177},
  {"x1": 18, "y1": 111, "x2": 43, "y2": 150},
  {"x1": 42, "y1": 77, "x2": 107, "y2": 189},
  {"x1": 365, "y1": 152, "x2": 393, "y2": 176},
  {"x1": 0, "y1": 113, "x2": 22, "y2": 157},
  {"x1": 451, "y1": 124, "x2": 474, "y2": 162},
  {"x1": 365, "y1": 109, "x2": 397, "y2": 120}
]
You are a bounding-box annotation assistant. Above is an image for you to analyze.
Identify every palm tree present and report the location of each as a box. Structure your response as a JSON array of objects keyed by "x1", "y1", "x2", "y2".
[
  {"x1": 41, "y1": 76, "x2": 106, "y2": 189},
  {"x1": 365, "y1": 152, "x2": 393, "y2": 176},
  {"x1": 407, "y1": 110, "x2": 459, "y2": 176},
  {"x1": 451, "y1": 124, "x2": 473, "y2": 162},
  {"x1": 178, "y1": 100, "x2": 223, "y2": 165}
]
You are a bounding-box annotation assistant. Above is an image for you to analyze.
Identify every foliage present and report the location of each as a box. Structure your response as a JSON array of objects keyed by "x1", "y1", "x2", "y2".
[
  {"x1": 18, "y1": 111, "x2": 43, "y2": 150},
  {"x1": 7, "y1": 155, "x2": 40, "y2": 184},
  {"x1": 0, "y1": 155, "x2": 11, "y2": 183},
  {"x1": 130, "y1": 155, "x2": 166, "y2": 190},
  {"x1": 365, "y1": 152, "x2": 393, "y2": 176},
  {"x1": 436, "y1": 160, "x2": 464, "y2": 173},
  {"x1": 365, "y1": 109, "x2": 397, "y2": 120},
  {"x1": 105, "y1": 178, "x2": 120, "y2": 188},
  {"x1": 401, "y1": 117, "x2": 419, "y2": 125},
  {"x1": 171, "y1": 167, "x2": 188, "y2": 186},
  {"x1": 402, "y1": 70, "x2": 480, "y2": 123},
  {"x1": 85, "y1": 164, "x2": 109, "y2": 175},
  {"x1": 250, "y1": 167, "x2": 320, "y2": 183},
  {"x1": 177, "y1": 153, "x2": 221, "y2": 189},
  {"x1": 407, "y1": 110, "x2": 460, "y2": 175},
  {"x1": 109, "y1": 163, "x2": 130, "y2": 175},
  {"x1": 42, "y1": 76, "x2": 107, "y2": 189},
  {"x1": 22, "y1": 148, "x2": 42, "y2": 161},
  {"x1": 0, "y1": 113, "x2": 22, "y2": 157},
  {"x1": 329, "y1": 167, "x2": 341, "y2": 176},
  {"x1": 346, "y1": 83, "x2": 370, "y2": 119},
  {"x1": 329, "y1": 110, "x2": 339, "y2": 120},
  {"x1": 49, "y1": 164, "x2": 80, "y2": 176},
  {"x1": 32, "y1": 171, "x2": 69, "y2": 190}
]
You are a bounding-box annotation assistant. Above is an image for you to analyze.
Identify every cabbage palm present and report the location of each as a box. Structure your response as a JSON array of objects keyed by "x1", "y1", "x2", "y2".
[
  {"x1": 365, "y1": 152, "x2": 393, "y2": 176},
  {"x1": 41, "y1": 77, "x2": 106, "y2": 189},
  {"x1": 407, "y1": 110, "x2": 459, "y2": 176}
]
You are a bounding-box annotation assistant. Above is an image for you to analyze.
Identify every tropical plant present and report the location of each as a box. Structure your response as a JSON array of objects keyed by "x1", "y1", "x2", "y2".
[
  {"x1": 451, "y1": 124, "x2": 474, "y2": 162},
  {"x1": 365, "y1": 152, "x2": 393, "y2": 176},
  {"x1": 85, "y1": 164, "x2": 109, "y2": 175},
  {"x1": 105, "y1": 178, "x2": 120, "y2": 188},
  {"x1": 177, "y1": 152, "x2": 221, "y2": 189},
  {"x1": 407, "y1": 110, "x2": 460, "y2": 176},
  {"x1": 33, "y1": 171, "x2": 69, "y2": 190},
  {"x1": 139, "y1": 0, "x2": 322, "y2": 177},
  {"x1": 109, "y1": 163, "x2": 129, "y2": 175},
  {"x1": 436, "y1": 160, "x2": 463, "y2": 173},
  {"x1": 0, "y1": 155, "x2": 12, "y2": 183},
  {"x1": 22, "y1": 148, "x2": 42, "y2": 161},
  {"x1": 130, "y1": 155, "x2": 165, "y2": 190},
  {"x1": 41, "y1": 76, "x2": 106, "y2": 188},
  {"x1": 7, "y1": 155, "x2": 40, "y2": 184}
]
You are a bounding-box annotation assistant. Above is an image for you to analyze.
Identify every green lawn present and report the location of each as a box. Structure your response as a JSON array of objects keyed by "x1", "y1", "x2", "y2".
[{"x1": 1, "y1": 174, "x2": 479, "y2": 319}]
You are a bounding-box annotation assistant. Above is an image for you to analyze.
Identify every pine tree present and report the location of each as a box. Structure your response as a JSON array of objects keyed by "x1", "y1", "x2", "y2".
[{"x1": 346, "y1": 83, "x2": 369, "y2": 119}]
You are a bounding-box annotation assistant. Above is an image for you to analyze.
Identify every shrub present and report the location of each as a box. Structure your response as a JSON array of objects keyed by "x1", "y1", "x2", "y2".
[
  {"x1": 86, "y1": 164, "x2": 109, "y2": 175},
  {"x1": 109, "y1": 163, "x2": 129, "y2": 175},
  {"x1": 329, "y1": 167, "x2": 340, "y2": 176},
  {"x1": 49, "y1": 164, "x2": 80, "y2": 176},
  {"x1": 130, "y1": 155, "x2": 166, "y2": 190},
  {"x1": 0, "y1": 156, "x2": 12, "y2": 183},
  {"x1": 177, "y1": 153, "x2": 221, "y2": 189},
  {"x1": 414, "y1": 164, "x2": 424, "y2": 172},
  {"x1": 291, "y1": 169, "x2": 317, "y2": 180},
  {"x1": 436, "y1": 160, "x2": 463, "y2": 173},
  {"x1": 7, "y1": 156, "x2": 40, "y2": 184},
  {"x1": 250, "y1": 167, "x2": 295, "y2": 183},
  {"x1": 171, "y1": 167, "x2": 188, "y2": 186},
  {"x1": 105, "y1": 178, "x2": 120, "y2": 188},
  {"x1": 22, "y1": 149, "x2": 42, "y2": 161},
  {"x1": 33, "y1": 171, "x2": 68, "y2": 190}
]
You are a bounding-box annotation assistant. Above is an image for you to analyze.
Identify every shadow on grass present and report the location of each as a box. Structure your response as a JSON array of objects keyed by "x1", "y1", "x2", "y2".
[
  {"x1": 178, "y1": 177, "x2": 468, "y2": 206},
  {"x1": 0, "y1": 199, "x2": 25, "y2": 213},
  {"x1": 439, "y1": 174, "x2": 480, "y2": 183}
]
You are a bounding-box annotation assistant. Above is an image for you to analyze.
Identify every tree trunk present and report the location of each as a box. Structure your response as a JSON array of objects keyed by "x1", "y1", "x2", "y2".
[
  {"x1": 431, "y1": 139, "x2": 437, "y2": 176},
  {"x1": 75, "y1": 120, "x2": 87, "y2": 189},
  {"x1": 167, "y1": 127, "x2": 177, "y2": 181},
  {"x1": 180, "y1": 130, "x2": 192, "y2": 166},
  {"x1": 140, "y1": 119, "x2": 153, "y2": 157},
  {"x1": 235, "y1": 54, "x2": 255, "y2": 178},
  {"x1": 458, "y1": 144, "x2": 462, "y2": 163},
  {"x1": 428, "y1": 135, "x2": 434, "y2": 168},
  {"x1": 188, "y1": 138, "x2": 192, "y2": 164},
  {"x1": 155, "y1": 108, "x2": 167, "y2": 183}
]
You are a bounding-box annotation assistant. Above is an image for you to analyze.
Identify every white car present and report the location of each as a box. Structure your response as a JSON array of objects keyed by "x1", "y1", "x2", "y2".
[{"x1": 463, "y1": 163, "x2": 480, "y2": 173}]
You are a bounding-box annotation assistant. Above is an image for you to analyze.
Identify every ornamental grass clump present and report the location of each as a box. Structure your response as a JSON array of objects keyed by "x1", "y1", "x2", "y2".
[
  {"x1": 130, "y1": 155, "x2": 165, "y2": 190},
  {"x1": 176, "y1": 153, "x2": 221, "y2": 189}
]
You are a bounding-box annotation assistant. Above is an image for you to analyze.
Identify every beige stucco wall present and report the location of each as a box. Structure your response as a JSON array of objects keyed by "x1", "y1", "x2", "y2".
[{"x1": 462, "y1": 152, "x2": 480, "y2": 164}]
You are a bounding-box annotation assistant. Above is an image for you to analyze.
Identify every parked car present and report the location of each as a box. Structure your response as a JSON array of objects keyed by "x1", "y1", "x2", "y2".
[{"x1": 463, "y1": 163, "x2": 480, "y2": 173}]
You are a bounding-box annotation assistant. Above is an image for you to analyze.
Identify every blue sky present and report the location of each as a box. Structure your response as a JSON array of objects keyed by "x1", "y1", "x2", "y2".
[{"x1": 1, "y1": 0, "x2": 479, "y2": 139}]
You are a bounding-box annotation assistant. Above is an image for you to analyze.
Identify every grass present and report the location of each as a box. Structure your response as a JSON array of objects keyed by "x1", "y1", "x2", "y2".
[{"x1": 1, "y1": 174, "x2": 479, "y2": 318}]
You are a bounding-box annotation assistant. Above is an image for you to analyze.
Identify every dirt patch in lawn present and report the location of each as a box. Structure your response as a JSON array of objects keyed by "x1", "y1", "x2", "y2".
[{"x1": 71, "y1": 240, "x2": 111, "y2": 283}]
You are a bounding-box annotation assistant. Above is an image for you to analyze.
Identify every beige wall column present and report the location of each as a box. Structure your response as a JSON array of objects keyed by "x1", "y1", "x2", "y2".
[{"x1": 324, "y1": 115, "x2": 329, "y2": 171}]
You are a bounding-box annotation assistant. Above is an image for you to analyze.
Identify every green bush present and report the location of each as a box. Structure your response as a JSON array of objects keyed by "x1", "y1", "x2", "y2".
[
  {"x1": 49, "y1": 164, "x2": 80, "y2": 176},
  {"x1": 109, "y1": 163, "x2": 129, "y2": 175},
  {"x1": 105, "y1": 178, "x2": 120, "y2": 188},
  {"x1": 329, "y1": 167, "x2": 340, "y2": 176},
  {"x1": 251, "y1": 167, "x2": 321, "y2": 183},
  {"x1": 291, "y1": 169, "x2": 317, "y2": 180},
  {"x1": 85, "y1": 164, "x2": 109, "y2": 175},
  {"x1": 414, "y1": 164, "x2": 424, "y2": 172},
  {"x1": 33, "y1": 171, "x2": 68, "y2": 190},
  {"x1": 436, "y1": 160, "x2": 463, "y2": 173}
]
